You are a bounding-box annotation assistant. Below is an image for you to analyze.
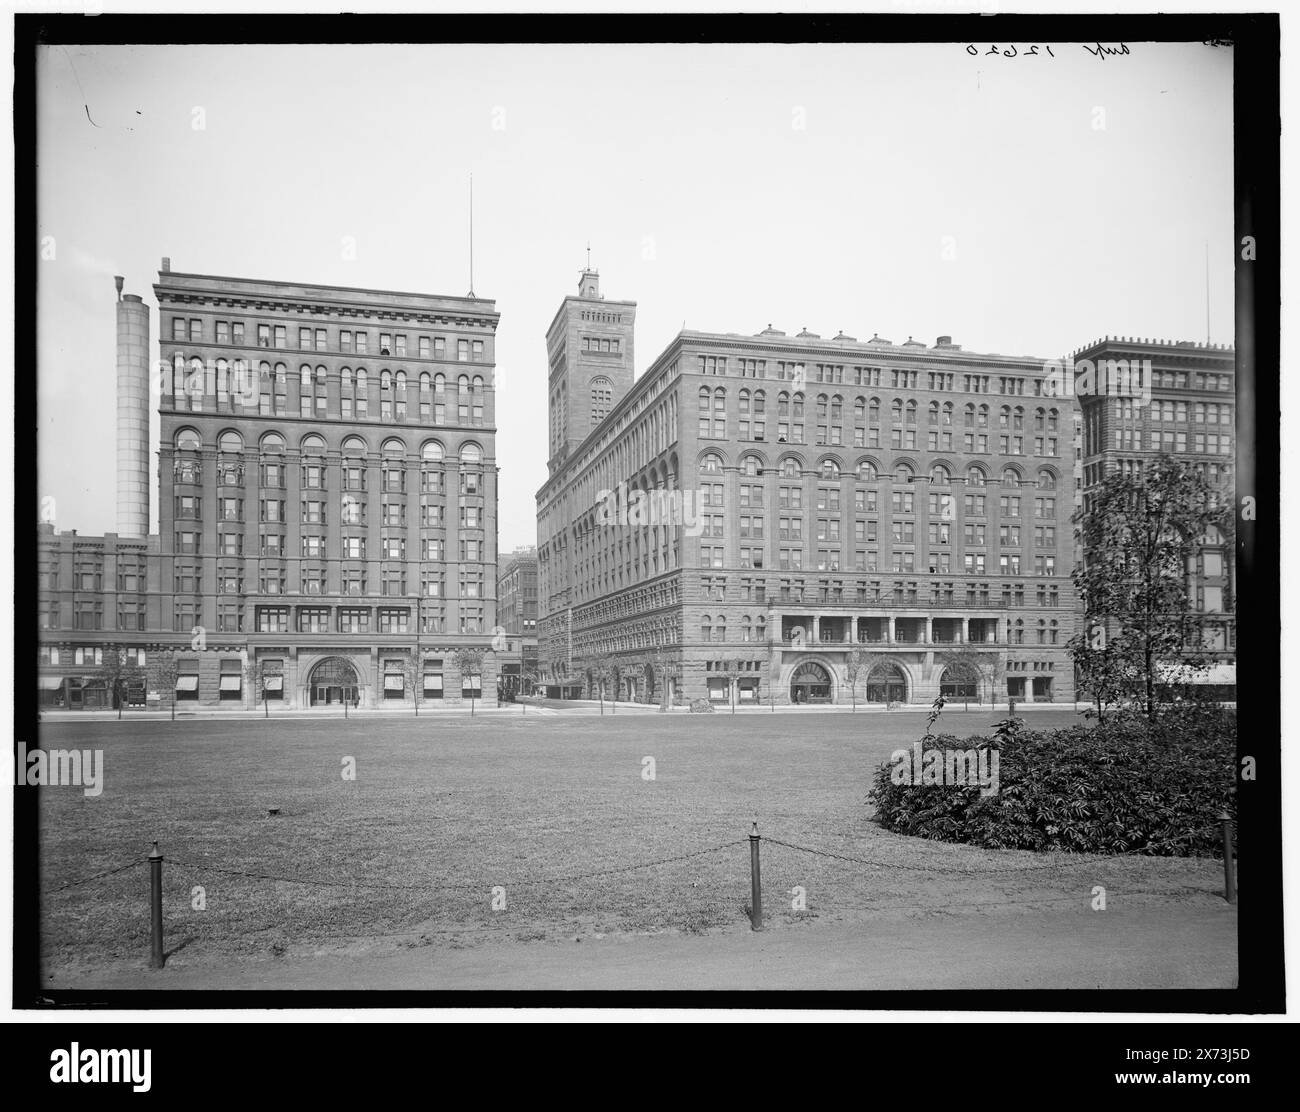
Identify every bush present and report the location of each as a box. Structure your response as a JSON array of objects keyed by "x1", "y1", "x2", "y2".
[
  {"x1": 867, "y1": 704, "x2": 1236, "y2": 855},
  {"x1": 688, "y1": 698, "x2": 715, "y2": 714}
]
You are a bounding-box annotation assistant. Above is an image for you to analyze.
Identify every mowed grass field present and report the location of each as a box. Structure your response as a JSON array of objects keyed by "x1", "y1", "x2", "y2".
[{"x1": 35, "y1": 709, "x2": 1228, "y2": 970}]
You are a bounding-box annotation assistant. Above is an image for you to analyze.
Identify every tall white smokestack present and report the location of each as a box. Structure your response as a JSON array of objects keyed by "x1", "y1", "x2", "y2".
[{"x1": 116, "y1": 279, "x2": 150, "y2": 537}]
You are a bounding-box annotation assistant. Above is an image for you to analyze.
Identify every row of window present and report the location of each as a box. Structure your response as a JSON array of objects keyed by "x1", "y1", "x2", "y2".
[
  {"x1": 168, "y1": 358, "x2": 489, "y2": 422},
  {"x1": 175, "y1": 496, "x2": 483, "y2": 527},
  {"x1": 699, "y1": 452, "x2": 1062, "y2": 488},
  {"x1": 714, "y1": 549, "x2": 1059, "y2": 574},
  {"x1": 174, "y1": 532, "x2": 488, "y2": 562},
  {"x1": 171, "y1": 318, "x2": 487, "y2": 362},
  {"x1": 694, "y1": 357, "x2": 1058, "y2": 395},
  {"x1": 172, "y1": 428, "x2": 484, "y2": 463}
]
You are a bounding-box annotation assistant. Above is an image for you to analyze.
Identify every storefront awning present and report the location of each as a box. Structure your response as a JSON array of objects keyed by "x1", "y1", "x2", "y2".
[
  {"x1": 175, "y1": 675, "x2": 199, "y2": 692},
  {"x1": 423, "y1": 674, "x2": 444, "y2": 691},
  {"x1": 1158, "y1": 663, "x2": 1237, "y2": 685},
  {"x1": 263, "y1": 675, "x2": 284, "y2": 691},
  {"x1": 38, "y1": 676, "x2": 64, "y2": 690},
  {"x1": 219, "y1": 675, "x2": 242, "y2": 691},
  {"x1": 384, "y1": 675, "x2": 405, "y2": 691}
]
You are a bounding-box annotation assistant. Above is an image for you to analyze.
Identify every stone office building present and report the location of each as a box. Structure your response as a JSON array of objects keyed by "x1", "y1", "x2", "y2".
[
  {"x1": 537, "y1": 268, "x2": 1080, "y2": 706},
  {"x1": 1073, "y1": 335, "x2": 1237, "y2": 699},
  {"x1": 38, "y1": 263, "x2": 504, "y2": 710}
]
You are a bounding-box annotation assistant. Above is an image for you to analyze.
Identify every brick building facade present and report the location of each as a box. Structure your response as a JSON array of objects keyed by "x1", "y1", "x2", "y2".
[
  {"x1": 38, "y1": 263, "x2": 504, "y2": 710},
  {"x1": 537, "y1": 271, "x2": 1081, "y2": 706}
]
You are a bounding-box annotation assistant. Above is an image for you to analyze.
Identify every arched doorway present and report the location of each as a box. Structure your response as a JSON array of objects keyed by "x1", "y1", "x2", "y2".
[
  {"x1": 864, "y1": 662, "x2": 908, "y2": 704},
  {"x1": 790, "y1": 660, "x2": 832, "y2": 704},
  {"x1": 308, "y1": 657, "x2": 359, "y2": 706},
  {"x1": 939, "y1": 665, "x2": 979, "y2": 700}
]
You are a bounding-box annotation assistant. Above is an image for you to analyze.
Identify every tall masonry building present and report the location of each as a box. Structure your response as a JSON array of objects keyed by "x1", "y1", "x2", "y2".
[
  {"x1": 37, "y1": 261, "x2": 503, "y2": 710},
  {"x1": 537, "y1": 269, "x2": 1079, "y2": 706}
]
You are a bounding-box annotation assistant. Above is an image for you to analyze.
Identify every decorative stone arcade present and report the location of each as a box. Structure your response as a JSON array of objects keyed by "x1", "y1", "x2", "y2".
[{"x1": 768, "y1": 606, "x2": 1010, "y2": 706}]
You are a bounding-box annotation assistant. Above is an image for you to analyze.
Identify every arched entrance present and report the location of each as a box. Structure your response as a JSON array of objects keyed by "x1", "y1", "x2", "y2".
[
  {"x1": 939, "y1": 664, "x2": 979, "y2": 700},
  {"x1": 865, "y1": 662, "x2": 908, "y2": 704},
  {"x1": 308, "y1": 657, "x2": 359, "y2": 706},
  {"x1": 790, "y1": 660, "x2": 832, "y2": 704}
]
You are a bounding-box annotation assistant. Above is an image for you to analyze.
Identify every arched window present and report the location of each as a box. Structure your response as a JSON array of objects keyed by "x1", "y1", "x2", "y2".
[
  {"x1": 964, "y1": 403, "x2": 976, "y2": 426},
  {"x1": 382, "y1": 437, "x2": 406, "y2": 457},
  {"x1": 700, "y1": 451, "x2": 724, "y2": 474},
  {"x1": 891, "y1": 399, "x2": 903, "y2": 423},
  {"x1": 461, "y1": 443, "x2": 483, "y2": 464},
  {"x1": 820, "y1": 459, "x2": 840, "y2": 480},
  {"x1": 701, "y1": 615, "x2": 712, "y2": 641},
  {"x1": 591, "y1": 375, "x2": 614, "y2": 423},
  {"x1": 742, "y1": 456, "x2": 760, "y2": 477},
  {"x1": 342, "y1": 436, "x2": 367, "y2": 457},
  {"x1": 780, "y1": 457, "x2": 800, "y2": 478},
  {"x1": 354, "y1": 368, "x2": 368, "y2": 418},
  {"x1": 189, "y1": 357, "x2": 205, "y2": 411},
  {"x1": 341, "y1": 367, "x2": 354, "y2": 418},
  {"x1": 216, "y1": 358, "x2": 230, "y2": 407},
  {"x1": 739, "y1": 388, "x2": 751, "y2": 413},
  {"x1": 380, "y1": 370, "x2": 393, "y2": 420},
  {"x1": 930, "y1": 464, "x2": 951, "y2": 485},
  {"x1": 905, "y1": 400, "x2": 917, "y2": 424},
  {"x1": 1037, "y1": 469, "x2": 1057, "y2": 490},
  {"x1": 967, "y1": 465, "x2": 987, "y2": 486},
  {"x1": 1002, "y1": 467, "x2": 1021, "y2": 486},
  {"x1": 395, "y1": 371, "x2": 408, "y2": 420},
  {"x1": 260, "y1": 432, "x2": 285, "y2": 453},
  {"x1": 419, "y1": 372, "x2": 432, "y2": 420},
  {"x1": 857, "y1": 460, "x2": 878, "y2": 481},
  {"x1": 928, "y1": 401, "x2": 940, "y2": 424},
  {"x1": 421, "y1": 441, "x2": 444, "y2": 462},
  {"x1": 895, "y1": 462, "x2": 914, "y2": 484},
  {"x1": 174, "y1": 427, "x2": 201, "y2": 450},
  {"x1": 301, "y1": 434, "x2": 325, "y2": 454}
]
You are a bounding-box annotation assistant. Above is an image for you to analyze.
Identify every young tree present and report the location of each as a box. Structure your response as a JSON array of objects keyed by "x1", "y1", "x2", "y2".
[
  {"x1": 452, "y1": 647, "x2": 484, "y2": 716},
  {"x1": 100, "y1": 648, "x2": 146, "y2": 720},
  {"x1": 843, "y1": 648, "x2": 869, "y2": 712},
  {"x1": 583, "y1": 651, "x2": 616, "y2": 715},
  {"x1": 936, "y1": 648, "x2": 1000, "y2": 711},
  {"x1": 243, "y1": 658, "x2": 274, "y2": 718},
  {"x1": 148, "y1": 653, "x2": 181, "y2": 721},
  {"x1": 1070, "y1": 455, "x2": 1227, "y2": 717}
]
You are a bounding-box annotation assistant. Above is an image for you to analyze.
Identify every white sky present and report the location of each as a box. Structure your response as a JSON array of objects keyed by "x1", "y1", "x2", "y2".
[{"x1": 36, "y1": 40, "x2": 1235, "y2": 551}]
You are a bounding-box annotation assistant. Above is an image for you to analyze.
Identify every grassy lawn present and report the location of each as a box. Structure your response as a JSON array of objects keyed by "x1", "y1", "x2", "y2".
[{"x1": 35, "y1": 709, "x2": 1227, "y2": 969}]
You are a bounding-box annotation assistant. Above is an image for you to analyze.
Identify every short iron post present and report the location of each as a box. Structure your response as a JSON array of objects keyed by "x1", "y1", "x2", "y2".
[
  {"x1": 749, "y1": 822, "x2": 764, "y2": 931},
  {"x1": 1219, "y1": 812, "x2": 1237, "y2": 904},
  {"x1": 148, "y1": 841, "x2": 165, "y2": 968}
]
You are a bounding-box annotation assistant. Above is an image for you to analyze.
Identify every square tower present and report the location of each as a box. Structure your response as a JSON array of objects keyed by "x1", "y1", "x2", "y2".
[{"x1": 545, "y1": 267, "x2": 636, "y2": 473}]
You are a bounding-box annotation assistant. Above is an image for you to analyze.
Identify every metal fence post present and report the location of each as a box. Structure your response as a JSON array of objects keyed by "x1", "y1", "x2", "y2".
[
  {"x1": 1219, "y1": 812, "x2": 1237, "y2": 904},
  {"x1": 148, "y1": 841, "x2": 165, "y2": 968},
  {"x1": 749, "y1": 823, "x2": 764, "y2": 931}
]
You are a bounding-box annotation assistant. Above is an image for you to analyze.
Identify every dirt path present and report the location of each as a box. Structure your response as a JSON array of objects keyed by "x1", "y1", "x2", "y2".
[{"x1": 46, "y1": 902, "x2": 1236, "y2": 992}]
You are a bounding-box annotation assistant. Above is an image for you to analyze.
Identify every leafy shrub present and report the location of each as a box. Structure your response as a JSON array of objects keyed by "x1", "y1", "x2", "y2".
[
  {"x1": 688, "y1": 698, "x2": 715, "y2": 714},
  {"x1": 867, "y1": 704, "x2": 1236, "y2": 855}
]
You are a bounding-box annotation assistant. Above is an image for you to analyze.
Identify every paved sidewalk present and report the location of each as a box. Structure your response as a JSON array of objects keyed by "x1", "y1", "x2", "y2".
[{"x1": 47, "y1": 903, "x2": 1236, "y2": 992}]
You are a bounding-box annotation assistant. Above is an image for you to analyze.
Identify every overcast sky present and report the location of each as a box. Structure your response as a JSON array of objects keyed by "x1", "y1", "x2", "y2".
[{"x1": 36, "y1": 40, "x2": 1234, "y2": 551}]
